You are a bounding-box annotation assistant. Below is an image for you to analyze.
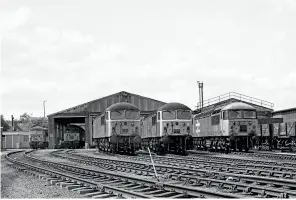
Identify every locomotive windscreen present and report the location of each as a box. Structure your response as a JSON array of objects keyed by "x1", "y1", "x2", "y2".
[
  {"x1": 64, "y1": 132, "x2": 80, "y2": 141},
  {"x1": 177, "y1": 110, "x2": 191, "y2": 119}
]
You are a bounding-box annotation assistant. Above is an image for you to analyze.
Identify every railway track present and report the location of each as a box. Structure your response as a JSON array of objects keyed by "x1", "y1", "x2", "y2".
[
  {"x1": 51, "y1": 150, "x2": 296, "y2": 198},
  {"x1": 231, "y1": 151, "x2": 296, "y2": 162},
  {"x1": 152, "y1": 152, "x2": 296, "y2": 168},
  {"x1": 5, "y1": 150, "x2": 241, "y2": 199},
  {"x1": 96, "y1": 150, "x2": 296, "y2": 176}
]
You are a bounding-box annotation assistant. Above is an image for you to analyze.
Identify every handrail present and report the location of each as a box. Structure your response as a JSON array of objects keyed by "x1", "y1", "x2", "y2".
[{"x1": 197, "y1": 92, "x2": 274, "y2": 109}]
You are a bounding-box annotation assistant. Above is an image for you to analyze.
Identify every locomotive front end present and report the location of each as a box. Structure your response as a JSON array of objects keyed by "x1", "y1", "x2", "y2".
[
  {"x1": 158, "y1": 103, "x2": 193, "y2": 154},
  {"x1": 222, "y1": 102, "x2": 258, "y2": 151},
  {"x1": 107, "y1": 103, "x2": 141, "y2": 154}
]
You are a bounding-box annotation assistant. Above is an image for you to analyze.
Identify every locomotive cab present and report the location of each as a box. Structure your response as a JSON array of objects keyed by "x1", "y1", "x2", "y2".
[
  {"x1": 93, "y1": 102, "x2": 141, "y2": 155},
  {"x1": 141, "y1": 102, "x2": 193, "y2": 155},
  {"x1": 221, "y1": 102, "x2": 258, "y2": 152}
]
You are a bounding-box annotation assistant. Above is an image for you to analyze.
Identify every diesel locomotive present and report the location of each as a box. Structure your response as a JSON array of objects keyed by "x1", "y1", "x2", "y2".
[
  {"x1": 141, "y1": 102, "x2": 193, "y2": 154},
  {"x1": 29, "y1": 126, "x2": 49, "y2": 149},
  {"x1": 192, "y1": 102, "x2": 258, "y2": 152},
  {"x1": 92, "y1": 102, "x2": 141, "y2": 154}
]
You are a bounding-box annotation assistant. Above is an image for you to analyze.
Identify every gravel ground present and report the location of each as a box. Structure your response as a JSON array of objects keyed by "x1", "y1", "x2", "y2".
[{"x1": 1, "y1": 154, "x2": 83, "y2": 198}]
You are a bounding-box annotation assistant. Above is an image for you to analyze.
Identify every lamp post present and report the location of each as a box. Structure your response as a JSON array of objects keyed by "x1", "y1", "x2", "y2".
[
  {"x1": 197, "y1": 81, "x2": 204, "y2": 109},
  {"x1": 43, "y1": 100, "x2": 47, "y2": 118}
]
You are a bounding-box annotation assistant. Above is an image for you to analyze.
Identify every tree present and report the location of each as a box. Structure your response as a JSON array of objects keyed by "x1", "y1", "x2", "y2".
[
  {"x1": 17, "y1": 113, "x2": 48, "y2": 130},
  {"x1": 1, "y1": 115, "x2": 10, "y2": 131},
  {"x1": 19, "y1": 113, "x2": 32, "y2": 124}
]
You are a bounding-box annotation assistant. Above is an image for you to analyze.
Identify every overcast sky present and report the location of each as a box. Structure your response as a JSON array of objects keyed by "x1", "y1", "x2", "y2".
[{"x1": 1, "y1": 0, "x2": 296, "y2": 119}]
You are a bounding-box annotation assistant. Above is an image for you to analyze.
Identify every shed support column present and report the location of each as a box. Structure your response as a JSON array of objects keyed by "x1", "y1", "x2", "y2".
[
  {"x1": 48, "y1": 117, "x2": 55, "y2": 149},
  {"x1": 85, "y1": 114, "x2": 90, "y2": 149}
]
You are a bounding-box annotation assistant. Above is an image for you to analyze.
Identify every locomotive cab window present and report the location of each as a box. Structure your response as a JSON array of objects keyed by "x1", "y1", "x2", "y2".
[
  {"x1": 162, "y1": 110, "x2": 176, "y2": 120},
  {"x1": 125, "y1": 110, "x2": 140, "y2": 119},
  {"x1": 211, "y1": 115, "x2": 220, "y2": 125},
  {"x1": 243, "y1": 110, "x2": 256, "y2": 119},
  {"x1": 110, "y1": 110, "x2": 125, "y2": 119},
  {"x1": 228, "y1": 110, "x2": 243, "y2": 119},
  {"x1": 101, "y1": 115, "x2": 105, "y2": 125},
  {"x1": 152, "y1": 116, "x2": 156, "y2": 125},
  {"x1": 105, "y1": 112, "x2": 109, "y2": 120},
  {"x1": 222, "y1": 111, "x2": 228, "y2": 120},
  {"x1": 177, "y1": 110, "x2": 192, "y2": 119}
]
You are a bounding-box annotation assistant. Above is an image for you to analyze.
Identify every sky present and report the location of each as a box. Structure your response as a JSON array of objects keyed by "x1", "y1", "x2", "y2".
[{"x1": 1, "y1": 0, "x2": 296, "y2": 119}]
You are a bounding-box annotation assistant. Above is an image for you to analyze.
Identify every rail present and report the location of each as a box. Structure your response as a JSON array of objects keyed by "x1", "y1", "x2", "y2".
[{"x1": 197, "y1": 92, "x2": 274, "y2": 109}]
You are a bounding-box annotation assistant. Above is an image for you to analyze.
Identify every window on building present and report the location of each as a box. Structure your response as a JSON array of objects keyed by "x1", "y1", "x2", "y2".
[{"x1": 24, "y1": 135, "x2": 29, "y2": 142}]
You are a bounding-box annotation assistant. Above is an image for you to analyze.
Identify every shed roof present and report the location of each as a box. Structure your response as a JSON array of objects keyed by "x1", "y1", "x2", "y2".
[
  {"x1": 48, "y1": 91, "x2": 166, "y2": 116},
  {"x1": 273, "y1": 107, "x2": 296, "y2": 115}
]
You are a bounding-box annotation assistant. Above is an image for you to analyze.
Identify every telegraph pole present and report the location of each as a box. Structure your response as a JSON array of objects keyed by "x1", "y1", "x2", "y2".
[
  {"x1": 11, "y1": 115, "x2": 14, "y2": 131},
  {"x1": 43, "y1": 100, "x2": 47, "y2": 118}
]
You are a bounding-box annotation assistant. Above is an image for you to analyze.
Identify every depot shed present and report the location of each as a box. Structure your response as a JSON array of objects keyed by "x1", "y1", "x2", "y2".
[
  {"x1": 2, "y1": 131, "x2": 30, "y2": 149},
  {"x1": 47, "y1": 91, "x2": 166, "y2": 149}
]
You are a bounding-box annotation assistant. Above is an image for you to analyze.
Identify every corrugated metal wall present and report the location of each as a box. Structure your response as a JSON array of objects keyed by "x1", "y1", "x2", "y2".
[
  {"x1": 272, "y1": 109, "x2": 296, "y2": 137},
  {"x1": 3, "y1": 134, "x2": 30, "y2": 149},
  {"x1": 273, "y1": 110, "x2": 296, "y2": 123}
]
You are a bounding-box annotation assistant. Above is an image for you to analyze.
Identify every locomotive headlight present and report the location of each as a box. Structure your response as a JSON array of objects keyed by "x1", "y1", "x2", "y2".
[
  {"x1": 131, "y1": 122, "x2": 134, "y2": 126},
  {"x1": 175, "y1": 122, "x2": 178, "y2": 125},
  {"x1": 124, "y1": 122, "x2": 127, "y2": 126}
]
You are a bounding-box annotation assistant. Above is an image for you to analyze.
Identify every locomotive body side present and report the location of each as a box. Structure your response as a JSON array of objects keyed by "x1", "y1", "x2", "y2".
[
  {"x1": 93, "y1": 114, "x2": 107, "y2": 139},
  {"x1": 193, "y1": 102, "x2": 258, "y2": 152},
  {"x1": 140, "y1": 112, "x2": 160, "y2": 152}
]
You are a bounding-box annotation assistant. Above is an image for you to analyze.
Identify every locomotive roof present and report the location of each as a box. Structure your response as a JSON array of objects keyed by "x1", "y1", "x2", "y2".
[
  {"x1": 194, "y1": 102, "x2": 256, "y2": 119},
  {"x1": 106, "y1": 102, "x2": 140, "y2": 111},
  {"x1": 158, "y1": 102, "x2": 191, "y2": 111},
  {"x1": 221, "y1": 102, "x2": 256, "y2": 111}
]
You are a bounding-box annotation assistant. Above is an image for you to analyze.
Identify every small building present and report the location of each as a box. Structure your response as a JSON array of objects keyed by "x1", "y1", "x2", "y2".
[{"x1": 2, "y1": 131, "x2": 30, "y2": 149}]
